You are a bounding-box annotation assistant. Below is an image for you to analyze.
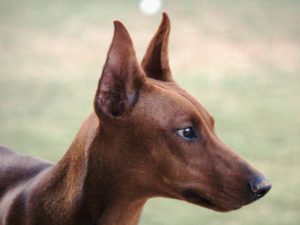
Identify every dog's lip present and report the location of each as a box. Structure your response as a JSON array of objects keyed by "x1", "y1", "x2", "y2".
[
  {"x1": 181, "y1": 189, "x2": 216, "y2": 208},
  {"x1": 181, "y1": 189, "x2": 241, "y2": 212}
]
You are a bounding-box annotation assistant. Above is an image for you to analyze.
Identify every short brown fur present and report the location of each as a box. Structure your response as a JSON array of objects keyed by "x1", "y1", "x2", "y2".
[{"x1": 0, "y1": 13, "x2": 271, "y2": 225}]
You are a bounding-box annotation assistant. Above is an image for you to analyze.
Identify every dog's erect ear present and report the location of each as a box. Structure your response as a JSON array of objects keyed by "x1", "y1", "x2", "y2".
[
  {"x1": 95, "y1": 21, "x2": 145, "y2": 119},
  {"x1": 141, "y1": 12, "x2": 172, "y2": 82}
]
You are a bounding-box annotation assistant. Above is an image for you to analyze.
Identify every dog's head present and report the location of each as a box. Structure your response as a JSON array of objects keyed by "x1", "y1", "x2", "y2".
[{"x1": 94, "y1": 13, "x2": 271, "y2": 212}]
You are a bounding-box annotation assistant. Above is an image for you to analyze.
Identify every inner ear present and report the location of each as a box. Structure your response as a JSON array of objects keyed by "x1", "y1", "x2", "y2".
[
  {"x1": 141, "y1": 12, "x2": 172, "y2": 82},
  {"x1": 95, "y1": 21, "x2": 145, "y2": 119}
]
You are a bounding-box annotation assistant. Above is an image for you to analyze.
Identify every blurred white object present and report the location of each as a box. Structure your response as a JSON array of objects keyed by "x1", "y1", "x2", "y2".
[{"x1": 139, "y1": 0, "x2": 162, "y2": 15}]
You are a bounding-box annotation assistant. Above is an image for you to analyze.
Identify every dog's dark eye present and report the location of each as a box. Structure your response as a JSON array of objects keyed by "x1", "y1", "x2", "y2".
[{"x1": 177, "y1": 127, "x2": 198, "y2": 140}]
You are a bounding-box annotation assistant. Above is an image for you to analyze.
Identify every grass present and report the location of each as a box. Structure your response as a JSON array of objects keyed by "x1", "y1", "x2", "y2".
[{"x1": 0, "y1": 0, "x2": 300, "y2": 224}]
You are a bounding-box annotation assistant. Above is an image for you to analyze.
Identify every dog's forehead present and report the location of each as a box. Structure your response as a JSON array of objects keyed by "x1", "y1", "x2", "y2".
[{"x1": 138, "y1": 78, "x2": 214, "y2": 125}]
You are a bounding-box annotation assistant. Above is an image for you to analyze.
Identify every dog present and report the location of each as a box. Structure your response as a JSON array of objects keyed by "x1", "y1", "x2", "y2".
[{"x1": 0, "y1": 13, "x2": 271, "y2": 225}]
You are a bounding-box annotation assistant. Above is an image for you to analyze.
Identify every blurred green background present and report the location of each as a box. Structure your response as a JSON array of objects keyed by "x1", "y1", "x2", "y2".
[{"x1": 0, "y1": 0, "x2": 299, "y2": 224}]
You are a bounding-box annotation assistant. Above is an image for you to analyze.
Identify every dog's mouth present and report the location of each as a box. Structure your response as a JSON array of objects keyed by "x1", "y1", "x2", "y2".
[
  {"x1": 181, "y1": 189, "x2": 241, "y2": 212},
  {"x1": 182, "y1": 190, "x2": 215, "y2": 207}
]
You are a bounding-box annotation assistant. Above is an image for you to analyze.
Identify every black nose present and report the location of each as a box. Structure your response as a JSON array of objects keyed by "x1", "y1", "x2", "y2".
[{"x1": 249, "y1": 177, "x2": 272, "y2": 198}]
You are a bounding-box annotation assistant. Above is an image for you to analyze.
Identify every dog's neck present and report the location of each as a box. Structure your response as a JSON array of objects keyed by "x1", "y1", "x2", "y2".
[{"x1": 41, "y1": 113, "x2": 146, "y2": 225}]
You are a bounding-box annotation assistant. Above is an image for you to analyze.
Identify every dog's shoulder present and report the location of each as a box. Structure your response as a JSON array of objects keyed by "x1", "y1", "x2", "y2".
[
  {"x1": 0, "y1": 145, "x2": 53, "y2": 188},
  {"x1": 0, "y1": 145, "x2": 53, "y2": 166}
]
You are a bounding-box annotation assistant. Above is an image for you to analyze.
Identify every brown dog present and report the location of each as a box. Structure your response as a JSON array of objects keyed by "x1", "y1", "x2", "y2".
[{"x1": 0, "y1": 13, "x2": 271, "y2": 225}]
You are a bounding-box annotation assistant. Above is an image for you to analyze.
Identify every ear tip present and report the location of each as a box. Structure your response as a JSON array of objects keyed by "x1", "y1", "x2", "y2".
[
  {"x1": 113, "y1": 20, "x2": 131, "y2": 39},
  {"x1": 161, "y1": 12, "x2": 170, "y2": 27},
  {"x1": 113, "y1": 20, "x2": 124, "y2": 29},
  {"x1": 162, "y1": 12, "x2": 170, "y2": 23}
]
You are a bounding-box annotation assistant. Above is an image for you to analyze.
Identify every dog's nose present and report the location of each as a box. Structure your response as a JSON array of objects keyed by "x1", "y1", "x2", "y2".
[{"x1": 249, "y1": 177, "x2": 272, "y2": 198}]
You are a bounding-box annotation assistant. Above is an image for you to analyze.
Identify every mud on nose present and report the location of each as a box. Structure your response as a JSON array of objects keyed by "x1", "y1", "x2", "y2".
[{"x1": 249, "y1": 177, "x2": 272, "y2": 199}]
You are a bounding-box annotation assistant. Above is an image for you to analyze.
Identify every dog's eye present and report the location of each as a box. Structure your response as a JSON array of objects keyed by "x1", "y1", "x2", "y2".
[{"x1": 177, "y1": 127, "x2": 198, "y2": 140}]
